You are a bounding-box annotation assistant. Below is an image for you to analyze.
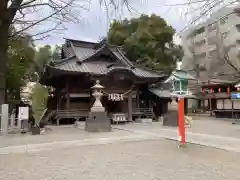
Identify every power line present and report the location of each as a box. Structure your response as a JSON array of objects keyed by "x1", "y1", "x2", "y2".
[{"x1": 177, "y1": 0, "x2": 238, "y2": 36}]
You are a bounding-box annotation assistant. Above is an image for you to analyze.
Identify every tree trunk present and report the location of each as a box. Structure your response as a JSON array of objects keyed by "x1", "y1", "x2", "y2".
[{"x1": 0, "y1": 24, "x2": 9, "y2": 105}]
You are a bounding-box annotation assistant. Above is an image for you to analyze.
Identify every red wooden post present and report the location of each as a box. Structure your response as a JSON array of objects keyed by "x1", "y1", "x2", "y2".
[
  {"x1": 178, "y1": 97, "x2": 185, "y2": 146},
  {"x1": 202, "y1": 88, "x2": 205, "y2": 95},
  {"x1": 210, "y1": 88, "x2": 214, "y2": 95},
  {"x1": 227, "y1": 87, "x2": 230, "y2": 95}
]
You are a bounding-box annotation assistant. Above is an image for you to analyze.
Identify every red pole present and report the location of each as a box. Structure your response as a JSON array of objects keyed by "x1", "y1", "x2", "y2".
[{"x1": 178, "y1": 97, "x2": 185, "y2": 146}]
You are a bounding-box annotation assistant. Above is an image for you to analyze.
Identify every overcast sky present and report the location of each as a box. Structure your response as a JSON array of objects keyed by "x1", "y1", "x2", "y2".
[{"x1": 30, "y1": 0, "x2": 232, "y2": 47}]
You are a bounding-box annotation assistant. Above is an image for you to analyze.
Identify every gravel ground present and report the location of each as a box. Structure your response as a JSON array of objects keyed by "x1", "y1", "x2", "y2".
[
  {"x1": 0, "y1": 126, "x2": 135, "y2": 148},
  {"x1": 115, "y1": 118, "x2": 240, "y2": 139},
  {"x1": 0, "y1": 139, "x2": 240, "y2": 180}
]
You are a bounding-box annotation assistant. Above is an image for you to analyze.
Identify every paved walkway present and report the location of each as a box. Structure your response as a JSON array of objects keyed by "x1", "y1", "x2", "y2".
[
  {"x1": 114, "y1": 122, "x2": 240, "y2": 153},
  {"x1": 0, "y1": 134, "x2": 163, "y2": 155},
  {"x1": 1, "y1": 119, "x2": 240, "y2": 154}
]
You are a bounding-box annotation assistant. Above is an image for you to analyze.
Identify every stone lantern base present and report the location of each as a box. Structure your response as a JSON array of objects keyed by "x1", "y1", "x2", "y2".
[{"x1": 85, "y1": 111, "x2": 111, "y2": 132}]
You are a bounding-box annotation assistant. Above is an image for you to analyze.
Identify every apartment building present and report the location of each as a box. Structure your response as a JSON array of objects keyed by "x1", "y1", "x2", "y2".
[{"x1": 180, "y1": 5, "x2": 240, "y2": 80}]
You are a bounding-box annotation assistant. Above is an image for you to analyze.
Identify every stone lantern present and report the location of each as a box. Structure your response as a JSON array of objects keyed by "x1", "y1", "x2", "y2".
[
  {"x1": 91, "y1": 80, "x2": 105, "y2": 112},
  {"x1": 85, "y1": 80, "x2": 111, "y2": 132}
]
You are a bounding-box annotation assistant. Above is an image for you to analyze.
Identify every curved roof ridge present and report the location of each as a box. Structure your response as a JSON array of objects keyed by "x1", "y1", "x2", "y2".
[
  {"x1": 53, "y1": 55, "x2": 77, "y2": 66},
  {"x1": 115, "y1": 48, "x2": 134, "y2": 67},
  {"x1": 172, "y1": 70, "x2": 196, "y2": 80},
  {"x1": 132, "y1": 59, "x2": 166, "y2": 75},
  {"x1": 64, "y1": 38, "x2": 98, "y2": 46},
  {"x1": 77, "y1": 44, "x2": 108, "y2": 63},
  {"x1": 114, "y1": 48, "x2": 166, "y2": 76}
]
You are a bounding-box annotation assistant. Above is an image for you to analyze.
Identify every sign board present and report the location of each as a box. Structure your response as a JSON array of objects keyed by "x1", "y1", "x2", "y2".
[
  {"x1": 231, "y1": 93, "x2": 240, "y2": 99},
  {"x1": 108, "y1": 94, "x2": 124, "y2": 101},
  {"x1": 18, "y1": 107, "x2": 29, "y2": 120}
]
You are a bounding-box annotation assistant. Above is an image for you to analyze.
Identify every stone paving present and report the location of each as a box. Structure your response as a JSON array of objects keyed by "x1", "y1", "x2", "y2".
[
  {"x1": 114, "y1": 119, "x2": 240, "y2": 153},
  {"x1": 0, "y1": 125, "x2": 135, "y2": 148},
  {"x1": 1, "y1": 139, "x2": 240, "y2": 180},
  {"x1": 185, "y1": 118, "x2": 240, "y2": 138},
  {"x1": 1, "y1": 118, "x2": 240, "y2": 154},
  {"x1": 0, "y1": 118, "x2": 240, "y2": 179}
]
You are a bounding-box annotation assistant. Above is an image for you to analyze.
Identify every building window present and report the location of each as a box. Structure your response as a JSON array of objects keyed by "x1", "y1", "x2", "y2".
[
  {"x1": 194, "y1": 39, "x2": 206, "y2": 47},
  {"x1": 220, "y1": 16, "x2": 228, "y2": 25},
  {"x1": 221, "y1": 31, "x2": 229, "y2": 39},
  {"x1": 236, "y1": 24, "x2": 240, "y2": 32},
  {"x1": 208, "y1": 36, "x2": 217, "y2": 45},
  {"x1": 199, "y1": 64, "x2": 206, "y2": 71},
  {"x1": 207, "y1": 23, "x2": 217, "y2": 31},
  {"x1": 195, "y1": 52, "x2": 206, "y2": 61},
  {"x1": 209, "y1": 49, "x2": 217, "y2": 60},
  {"x1": 234, "y1": 8, "x2": 240, "y2": 16},
  {"x1": 190, "y1": 27, "x2": 205, "y2": 37}
]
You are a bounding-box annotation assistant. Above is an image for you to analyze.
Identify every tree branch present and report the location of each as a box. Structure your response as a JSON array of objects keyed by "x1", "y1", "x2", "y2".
[
  {"x1": 10, "y1": 0, "x2": 75, "y2": 37},
  {"x1": 6, "y1": 0, "x2": 24, "y2": 23}
]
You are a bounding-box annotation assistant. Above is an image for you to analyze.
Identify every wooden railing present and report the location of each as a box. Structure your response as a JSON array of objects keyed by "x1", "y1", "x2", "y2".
[
  {"x1": 133, "y1": 108, "x2": 154, "y2": 119},
  {"x1": 38, "y1": 108, "x2": 155, "y2": 125},
  {"x1": 55, "y1": 109, "x2": 89, "y2": 125}
]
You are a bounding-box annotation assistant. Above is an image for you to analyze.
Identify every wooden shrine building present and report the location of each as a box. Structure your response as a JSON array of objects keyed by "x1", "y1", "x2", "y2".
[
  {"x1": 198, "y1": 76, "x2": 240, "y2": 118},
  {"x1": 40, "y1": 39, "x2": 167, "y2": 125}
]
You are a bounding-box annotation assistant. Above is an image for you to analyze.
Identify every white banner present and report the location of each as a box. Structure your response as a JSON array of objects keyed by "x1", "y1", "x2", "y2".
[{"x1": 18, "y1": 107, "x2": 29, "y2": 120}]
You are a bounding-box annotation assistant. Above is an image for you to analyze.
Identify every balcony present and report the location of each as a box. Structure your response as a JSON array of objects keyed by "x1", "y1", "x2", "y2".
[
  {"x1": 207, "y1": 29, "x2": 217, "y2": 37},
  {"x1": 234, "y1": 8, "x2": 240, "y2": 16},
  {"x1": 192, "y1": 32, "x2": 206, "y2": 42}
]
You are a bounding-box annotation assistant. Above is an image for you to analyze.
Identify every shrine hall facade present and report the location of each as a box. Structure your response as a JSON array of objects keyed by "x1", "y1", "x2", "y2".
[{"x1": 40, "y1": 39, "x2": 167, "y2": 125}]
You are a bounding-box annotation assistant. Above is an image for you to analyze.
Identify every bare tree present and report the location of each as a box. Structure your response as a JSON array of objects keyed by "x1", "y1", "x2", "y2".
[
  {"x1": 0, "y1": 0, "x2": 130, "y2": 104},
  {"x1": 158, "y1": 0, "x2": 238, "y2": 32}
]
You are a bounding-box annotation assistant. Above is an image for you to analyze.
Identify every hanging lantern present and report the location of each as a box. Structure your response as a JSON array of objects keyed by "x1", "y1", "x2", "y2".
[
  {"x1": 48, "y1": 93, "x2": 54, "y2": 97},
  {"x1": 218, "y1": 88, "x2": 221, "y2": 93},
  {"x1": 50, "y1": 87, "x2": 54, "y2": 93},
  {"x1": 210, "y1": 88, "x2": 214, "y2": 95}
]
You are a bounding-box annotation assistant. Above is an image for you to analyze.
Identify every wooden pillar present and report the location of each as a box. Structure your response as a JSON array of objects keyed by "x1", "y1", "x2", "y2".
[
  {"x1": 128, "y1": 91, "x2": 133, "y2": 121},
  {"x1": 202, "y1": 99, "x2": 205, "y2": 112},
  {"x1": 57, "y1": 118, "x2": 60, "y2": 126},
  {"x1": 136, "y1": 89, "x2": 140, "y2": 108},
  {"x1": 56, "y1": 89, "x2": 60, "y2": 110},
  {"x1": 66, "y1": 83, "x2": 70, "y2": 110},
  {"x1": 209, "y1": 97, "x2": 212, "y2": 116}
]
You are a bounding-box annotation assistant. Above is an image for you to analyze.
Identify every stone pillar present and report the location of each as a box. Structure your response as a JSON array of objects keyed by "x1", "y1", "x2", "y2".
[
  {"x1": 128, "y1": 91, "x2": 133, "y2": 121},
  {"x1": 10, "y1": 112, "x2": 15, "y2": 132},
  {"x1": 1, "y1": 104, "x2": 9, "y2": 136}
]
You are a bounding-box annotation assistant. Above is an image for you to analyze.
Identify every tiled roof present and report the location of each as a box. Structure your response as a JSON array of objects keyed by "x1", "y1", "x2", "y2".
[
  {"x1": 172, "y1": 70, "x2": 196, "y2": 80},
  {"x1": 73, "y1": 46, "x2": 95, "y2": 61},
  {"x1": 53, "y1": 58, "x2": 162, "y2": 78},
  {"x1": 49, "y1": 39, "x2": 164, "y2": 79}
]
